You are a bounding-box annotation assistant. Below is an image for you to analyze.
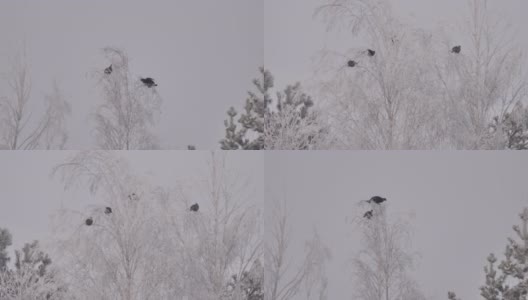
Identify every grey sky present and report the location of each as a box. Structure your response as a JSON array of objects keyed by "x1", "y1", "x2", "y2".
[
  {"x1": 265, "y1": 0, "x2": 528, "y2": 91},
  {"x1": 265, "y1": 151, "x2": 528, "y2": 300},
  {"x1": 0, "y1": 0, "x2": 263, "y2": 149},
  {"x1": 0, "y1": 150, "x2": 263, "y2": 267}
]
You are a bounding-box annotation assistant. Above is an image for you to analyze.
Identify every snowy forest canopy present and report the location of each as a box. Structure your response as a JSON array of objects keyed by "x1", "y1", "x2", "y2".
[
  {"x1": 1, "y1": 0, "x2": 528, "y2": 150},
  {"x1": 0, "y1": 152, "x2": 263, "y2": 300}
]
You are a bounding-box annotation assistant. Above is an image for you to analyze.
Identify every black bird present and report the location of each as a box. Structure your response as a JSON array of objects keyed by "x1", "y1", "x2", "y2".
[
  {"x1": 451, "y1": 45, "x2": 461, "y2": 54},
  {"x1": 104, "y1": 64, "x2": 112, "y2": 75},
  {"x1": 187, "y1": 145, "x2": 196, "y2": 150},
  {"x1": 140, "y1": 77, "x2": 157, "y2": 88},
  {"x1": 347, "y1": 60, "x2": 357, "y2": 68},
  {"x1": 104, "y1": 207, "x2": 112, "y2": 215},
  {"x1": 85, "y1": 217, "x2": 93, "y2": 226},
  {"x1": 190, "y1": 203, "x2": 199, "y2": 212},
  {"x1": 367, "y1": 49, "x2": 376, "y2": 57},
  {"x1": 363, "y1": 210, "x2": 374, "y2": 219},
  {"x1": 367, "y1": 196, "x2": 387, "y2": 204}
]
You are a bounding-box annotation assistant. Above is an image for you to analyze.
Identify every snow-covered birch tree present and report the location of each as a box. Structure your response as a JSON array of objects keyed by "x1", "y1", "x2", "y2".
[
  {"x1": 0, "y1": 51, "x2": 71, "y2": 150},
  {"x1": 182, "y1": 152, "x2": 263, "y2": 300},
  {"x1": 94, "y1": 47, "x2": 162, "y2": 150},
  {"x1": 436, "y1": 0, "x2": 528, "y2": 149},
  {"x1": 51, "y1": 151, "x2": 183, "y2": 299},
  {"x1": 351, "y1": 204, "x2": 425, "y2": 300},
  {"x1": 314, "y1": 0, "x2": 528, "y2": 149},
  {"x1": 265, "y1": 196, "x2": 331, "y2": 300},
  {"x1": 315, "y1": 0, "x2": 443, "y2": 149}
]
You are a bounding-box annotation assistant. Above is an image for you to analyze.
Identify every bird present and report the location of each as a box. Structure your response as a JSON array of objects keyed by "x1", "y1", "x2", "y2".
[
  {"x1": 128, "y1": 193, "x2": 137, "y2": 201},
  {"x1": 190, "y1": 203, "x2": 199, "y2": 212},
  {"x1": 363, "y1": 210, "x2": 374, "y2": 219},
  {"x1": 104, "y1": 64, "x2": 112, "y2": 75},
  {"x1": 367, "y1": 49, "x2": 376, "y2": 57},
  {"x1": 347, "y1": 60, "x2": 357, "y2": 68},
  {"x1": 85, "y1": 217, "x2": 93, "y2": 226},
  {"x1": 140, "y1": 77, "x2": 157, "y2": 88},
  {"x1": 366, "y1": 196, "x2": 387, "y2": 204},
  {"x1": 104, "y1": 207, "x2": 112, "y2": 215},
  {"x1": 451, "y1": 45, "x2": 461, "y2": 54}
]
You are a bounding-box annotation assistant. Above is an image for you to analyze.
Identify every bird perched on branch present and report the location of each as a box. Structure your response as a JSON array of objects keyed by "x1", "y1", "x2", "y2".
[
  {"x1": 364, "y1": 196, "x2": 387, "y2": 204},
  {"x1": 104, "y1": 207, "x2": 112, "y2": 215},
  {"x1": 451, "y1": 45, "x2": 461, "y2": 54},
  {"x1": 347, "y1": 60, "x2": 357, "y2": 68},
  {"x1": 141, "y1": 77, "x2": 157, "y2": 88},
  {"x1": 363, "y1": 210, "x2": 374, "y2": 219},
  {"x1": 128, "y1": 193, "x2": 138, "y2": 201},
  {"x1": 104, "y1": 64, "x2": 112, "y2": 74},
  {"x1": 85, "y1": 217, "x2": 93, "y2": 226},
  {"x1": 190, "y1": 203, "x2": 199, "y2": 212}
]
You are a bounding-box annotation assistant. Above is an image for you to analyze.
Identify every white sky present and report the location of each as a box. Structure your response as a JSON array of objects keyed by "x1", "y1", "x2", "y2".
[
  {"x1": 0, "y1": 0, "x2": 263, "y2": 149},
  {"x1": 265, "y1": 151, "x2": 528, "y2": 300}
]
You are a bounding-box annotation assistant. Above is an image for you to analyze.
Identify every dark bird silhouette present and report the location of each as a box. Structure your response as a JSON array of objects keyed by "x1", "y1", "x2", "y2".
[
  {"x1": 367, "y1": 49, "x2": 376, "y2": 57},
  {"x1": 451, "y1": 45, "x2": 461, "y2": 54},
  {"x1": 104, "y1": 64, "x2": 112, "y2": 75},
  {"x1": 363, "y1": 210, "x2": 374, "y2": 219},
  {"x1": 85, "y1": 217, "x2": 93, "y2": 226},
  {"x1": 367, "y1": 196, "x2": 386, "y2": 204},
  {"x1": 141, "y1": 77, "x2": 157, "y2": 88},
  {"x1": 104, "y1": 207, "x2": 112, "y2": 215},
  {"x1": 347, "y1": 60, "x2": 357, "y2": 68},
  {"x1": 190, "y1": 203, "x2": 199, "y2": 212}
]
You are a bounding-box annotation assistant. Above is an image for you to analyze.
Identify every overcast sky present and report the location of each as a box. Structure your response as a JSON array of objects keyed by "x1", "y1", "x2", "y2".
[
  {"x1": 265, "y1": 0, "x2": 528, "y2": 91},
  {"x1": 265, "y1": 151, "x2": 528, "y2": 300},
  {"x1": 0, "y1": 150, "x2": 263, "y2": 267},
  {"x1": 0, "y1": 0, "x2": 263, "y2": 149}
]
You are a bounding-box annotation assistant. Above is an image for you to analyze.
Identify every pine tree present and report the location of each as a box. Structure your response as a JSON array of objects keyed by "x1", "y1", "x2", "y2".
[
  {"x1": 220, "y1": 67, "x2": 326, "y2": 150},
  {"x1": 0, "y1": 228, "x2": 12, "y2": 271},
  {"x1": 449, "y1": 208, "x2": 528, "y2": 300},
  {"x1": 220, "y1": 67, "x2": 270, "y2": 150},
  {"x1": 224, "y1": 260, "x2": 264, "y2": 300},
  {"x1": 488, "y1": 103, "x2": 528, "y2": 150},
  {"x1": 0, "y1": 238, "x2": 68, "y2": 299}
]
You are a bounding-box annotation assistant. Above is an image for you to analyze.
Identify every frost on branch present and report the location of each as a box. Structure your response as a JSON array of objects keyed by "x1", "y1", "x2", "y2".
[
  {"x1": 50, "y1": 151, "x2": 262, "y2": 299},
  {"x1": 221, "y1": 67, "x2": 330, "y2": 150},
  {"x1": 314, "y1": 0, "x2": 528, "y2": 149},
  {"x1": 0, "y1": 51, "x2": 71, "y2": 150},
  {"x1": 94, "y1": 47, "x2": 162, "y2": 150},
  {"x1": 352, "y1": 204, "x2": 426, "y2": 300},
  {"x1": 265, "y1": 197, "x2": 331, "y2": 300},
  {"x1": 449, "y1": 208, "x2": 528, "y2": 300}
]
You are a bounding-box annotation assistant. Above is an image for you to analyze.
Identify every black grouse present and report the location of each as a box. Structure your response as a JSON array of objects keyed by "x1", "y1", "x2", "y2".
[
  {"x1": 367, "y1": 49, "x2": 376, "y2": 57},
  {"x1": 85, "y1": 217, "x2": 93, "y2": 226},
  {"x1": 141, "y1": 77, "x2": 157, "y2": 88},
  {"x1": 451, "y1": 45, "x2": 461, "y2": 54},
  {"x1": 363, "y1": 210, "x2": 374, "y2": 219},
  {"x1": 104, "y1": 207, "x2": 112, "y2": 215},
  {"x1": 190, "y1": 203, "x2": 199, "y2": 212},
  {"x1": 347, "y1": 60, "x2": 357, "y2": 68},
  {"x1": 104, "y1": 64, "x2": 112, "y2": 74},
  {"x1": 367, "y1": 196, "x2": 386, "y2": 204}
]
